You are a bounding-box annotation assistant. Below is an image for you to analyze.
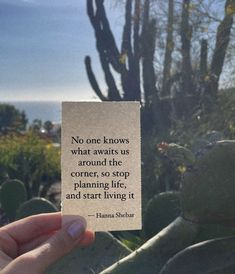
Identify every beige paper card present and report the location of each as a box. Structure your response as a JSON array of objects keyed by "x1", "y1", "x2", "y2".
[{"x1": 61, "y1": 102, "x2": 141, "y2": 231}]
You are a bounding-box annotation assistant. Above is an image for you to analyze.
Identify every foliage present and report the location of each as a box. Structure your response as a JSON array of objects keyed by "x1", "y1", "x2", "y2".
[
  {"x1": 156, "y1": 142, "x2": 196, "y2": 191},
  {"x1": 119, "y1": 232, "x2": 143, "y2": 250},
  {"x1": 140, "y1": 88, "x2": 235, "y2": 207},
  {"x1": 165, "y1": 89, "x2": 235, "y2": 146},
  {"x1": 43, "y1": 120, "x2": 53, "y2": 134},
  {"x1": 211, "y1": 89, "x2": 235, "y2": 138},
  {"x1": 0, "y1": 104, "x2": 27, "y2": 134},
  {"x1": 29, "y1": 119, "x2": 42, "y2": 132},
  {"x1": 0, "y1": 132, "x2": 60, "y2": 198}
]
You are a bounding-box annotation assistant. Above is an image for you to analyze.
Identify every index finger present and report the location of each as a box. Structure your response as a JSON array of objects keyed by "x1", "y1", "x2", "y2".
[{"x1": 1, "y1": 212, "x2": 62, "y2": 245}]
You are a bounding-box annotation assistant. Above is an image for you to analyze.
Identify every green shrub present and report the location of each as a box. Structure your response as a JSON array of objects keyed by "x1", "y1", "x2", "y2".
[{"x1": 0, "y1": 132, "x2": 60, "y2": 197}]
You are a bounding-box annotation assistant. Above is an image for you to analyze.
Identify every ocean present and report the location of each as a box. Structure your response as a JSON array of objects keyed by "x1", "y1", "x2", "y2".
[{"x1": 2, "y1": 101, "x2": 62, "y2": 124}]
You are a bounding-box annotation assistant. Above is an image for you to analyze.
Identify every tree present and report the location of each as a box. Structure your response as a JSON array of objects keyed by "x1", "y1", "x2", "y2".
[
  {"x1": 85, "y1": 0, "x2": 141, "y2": 101},
  {"x1": 0, "y1": 104, "x2": 27, "y2": 134},
  {"x1": 43, "y1": 120, "x2": 53, "y2": 135},
  {"x1": 85, "y1": 0, "x2": 169, "y2": 132},
  {"x1": 30, "y1": 119, "x2": 42, "y2": 133},
  {"x1": 85, "y1": 0, "x2": 235, "y2": 122},
  {"x1": 85, "y1": 0, "x2": 235, "y2": 199}
]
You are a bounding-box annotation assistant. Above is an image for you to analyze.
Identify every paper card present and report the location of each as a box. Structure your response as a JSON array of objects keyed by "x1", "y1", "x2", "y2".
[{"x1": 61, "y1": 102, "x2": 141, "y2": 231}]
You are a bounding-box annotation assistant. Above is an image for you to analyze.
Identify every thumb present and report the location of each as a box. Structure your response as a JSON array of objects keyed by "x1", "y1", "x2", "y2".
[{"x1": 3, "y1": 217, "x2": 87, "y2": 274}]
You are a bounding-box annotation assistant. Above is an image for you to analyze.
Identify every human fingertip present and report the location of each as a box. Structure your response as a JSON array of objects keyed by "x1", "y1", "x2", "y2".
[
  {"x1": 78, "y1": 230, "x2": 95, "y2": 246},
  {"x1": 67, "y1": 218, "x2": 87, "y2": 239}
]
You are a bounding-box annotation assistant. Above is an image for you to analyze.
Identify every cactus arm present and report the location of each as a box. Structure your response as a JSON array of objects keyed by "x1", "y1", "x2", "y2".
[
  {"x1": 46, "y1": 232, "x2": 131, "y2": 274},
  {"x1": 121, "y1": 0, "x2": 133, "y2": 66},
  {"x1": 85, "y1": 56, "x2": 108, "y2": 101},
  {"x1": 99, "y1": 217, "x2": 198, "y2": 274},
  {"x1": 160, "y1": 237, "x2": 235, "y2": 274},
  {"x1": 86, "y1": 0, "x2": 122, "y2": 101},
  {"x1": 87, "y1": 0, "x2": 121, "y2": 73},
  {"x1": 143, "y1": 192, "x2": 181, "y2": 239},
  {"x1": 181, "y1": 141, "x2": 235, "y2": 225}
]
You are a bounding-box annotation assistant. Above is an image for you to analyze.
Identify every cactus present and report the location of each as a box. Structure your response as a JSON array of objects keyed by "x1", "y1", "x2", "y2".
[
  {"x1": 159, "y1": 237, "x2": 235, "y2": 274},
  {"x1": 46, "y1": 232, "x2": 131, "y2": 274},
  {"x1": 181, "y1": 140, "x2": 235, "y2": 225},
  {"x1": 0, "y1": 179, "x2": 27, "y2": 221},
  {"x1": 194, "y1": 223, "x2": 235, "y2": 244},
  {"x1": 98, "y1": 140, "x2": 235, "y2": 274},
  {"x1": 99, "y1": 217, "x2": 198, "y2": 274},
  {"x1": 158, "y1": 143, "x2": 196, "y2": 167},
  {"x1": 144, "y1": 192, "x2": 181, "y2": 239},
  {"x1": 16, "y1": 197, "x2": 58, "y2": 219}
]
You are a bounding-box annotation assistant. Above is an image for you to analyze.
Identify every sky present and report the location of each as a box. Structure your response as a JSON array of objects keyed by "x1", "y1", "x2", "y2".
[{"x1": 0, "y1": 0, "x2": 123, "y2": 101}]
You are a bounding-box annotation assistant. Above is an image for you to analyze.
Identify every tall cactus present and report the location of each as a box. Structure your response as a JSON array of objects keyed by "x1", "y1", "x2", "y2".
[
  {"x1": 162, "y1": 0, "x2": 174, "y2": 97},
  {"x1": 85, "y1": 0, "x2": 166, "y2": 132},
  {"x1": 202, "y1": 0, "x2": 235, "y2": 109},
  {"x1": 85, "y1": 0, "x2": 140, "y2": 101}
]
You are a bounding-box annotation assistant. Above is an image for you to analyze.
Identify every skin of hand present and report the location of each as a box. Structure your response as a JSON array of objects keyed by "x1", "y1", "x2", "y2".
[{"x1": 0, "y1": 212, "x2": 94, "y2": 274}]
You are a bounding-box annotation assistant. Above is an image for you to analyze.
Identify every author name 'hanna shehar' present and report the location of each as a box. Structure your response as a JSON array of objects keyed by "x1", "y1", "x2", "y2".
[{"x1": 96, "y1": 212, "x2": 135, "y2": 219}]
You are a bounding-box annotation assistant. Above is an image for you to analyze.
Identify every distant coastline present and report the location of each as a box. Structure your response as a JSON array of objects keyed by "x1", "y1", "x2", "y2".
[{"x1": 1, "y1": 101, "x2": 61, "y2": 124}]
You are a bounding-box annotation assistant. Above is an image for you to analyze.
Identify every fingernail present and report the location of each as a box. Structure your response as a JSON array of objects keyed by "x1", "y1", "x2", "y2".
[{"x1": 67, "y1": 218, "x2": 86, "y2": 239}]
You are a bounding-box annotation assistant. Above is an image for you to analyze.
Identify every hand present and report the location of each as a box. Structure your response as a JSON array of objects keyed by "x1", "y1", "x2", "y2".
[{"x1": 0, "y1": 212, "x2": 94, "y2": 274}]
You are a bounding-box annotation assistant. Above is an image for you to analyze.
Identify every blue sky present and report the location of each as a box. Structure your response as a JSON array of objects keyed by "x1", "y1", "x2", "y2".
[{"x1": 0, "y1": 0, "x2": 123, "y2": 101}]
